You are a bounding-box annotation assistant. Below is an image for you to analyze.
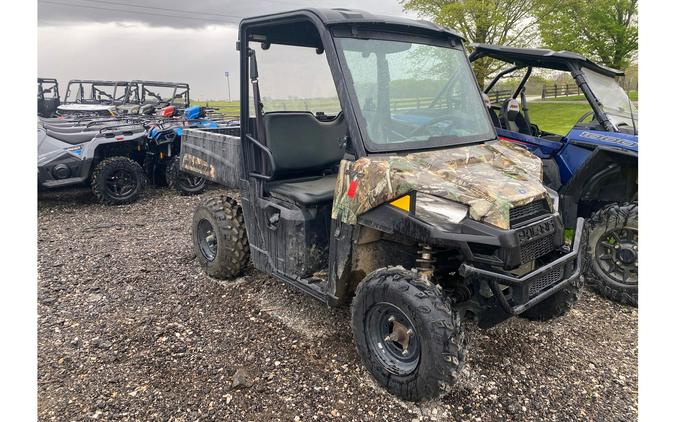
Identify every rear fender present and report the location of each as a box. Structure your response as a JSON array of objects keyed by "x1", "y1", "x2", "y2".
[{"x1": 559, "y1": 147, "x2": 637, "y2": 226}]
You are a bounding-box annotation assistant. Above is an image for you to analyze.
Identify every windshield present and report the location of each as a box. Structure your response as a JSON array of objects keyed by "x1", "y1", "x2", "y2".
[
  {"x1": 139, "y1": 85, "x2": 188, "y2": 106},
  {"x1": 336, "y1": 37, "x2": 495, "y2": 152},
  {"x1": 65, "y1": 83, "x2": 129, "y2": 105},
  {"x1": 581, "y1": 68, "x2": 638, "y2": 132}
]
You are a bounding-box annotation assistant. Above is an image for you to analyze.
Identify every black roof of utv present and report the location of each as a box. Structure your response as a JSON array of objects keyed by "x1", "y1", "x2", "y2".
[
  {"x1": 469, "y1": 44, "x2": 623, "y2": 77},
  {"x1": 239, "y1": 8, "x2": 464, "y2": 48}
]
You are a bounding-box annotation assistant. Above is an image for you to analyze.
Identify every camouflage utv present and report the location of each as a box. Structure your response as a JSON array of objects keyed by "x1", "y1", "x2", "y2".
[{"x1": 181, "y1": 8, "x2": 585, "y2": 401}]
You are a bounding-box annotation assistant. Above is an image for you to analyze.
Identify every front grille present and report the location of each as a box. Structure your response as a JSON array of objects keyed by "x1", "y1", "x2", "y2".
[
  {"x1": 528, "y1": 266, "x2": 563, "y2": 297},
  {"x1": 510, "y1": 199, "x2": 550, "y2": 227},
  {"x1": 520, "y1": 234, "x2": 555, "y2": 264}
]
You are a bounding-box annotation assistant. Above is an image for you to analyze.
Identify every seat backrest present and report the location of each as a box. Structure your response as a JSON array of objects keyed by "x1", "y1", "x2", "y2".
[
  {"x1": 500, "y1": 99, "x2": 531, "y2": 135},
  {"x1": 263, "y1": 112, "x2": 346, "y2": 178},
  {"x1": 481, "y1": 93, "x2": 501, "y2": 128}
]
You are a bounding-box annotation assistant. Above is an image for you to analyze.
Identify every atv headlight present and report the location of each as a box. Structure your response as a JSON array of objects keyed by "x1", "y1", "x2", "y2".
[
  {"x1": 545, "y1": 187, "x2": 559, "y2": 213},
  {"x1": 413, "y1": 193, "x2": 468, "y2": 226}
]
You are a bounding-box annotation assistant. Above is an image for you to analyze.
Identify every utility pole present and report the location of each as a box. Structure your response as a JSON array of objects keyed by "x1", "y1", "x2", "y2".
[{"x1": 225, "y1": 71, "x2": 231, "y2": 102}]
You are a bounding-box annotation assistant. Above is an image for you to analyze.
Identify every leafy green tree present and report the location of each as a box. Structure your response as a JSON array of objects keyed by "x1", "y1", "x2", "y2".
[
  {"x1": 400, "y1": 0, "x2": 537, "y2": 87},
  {"x1": 534, "y1": 0, "x2": 638, "y2": 71}
]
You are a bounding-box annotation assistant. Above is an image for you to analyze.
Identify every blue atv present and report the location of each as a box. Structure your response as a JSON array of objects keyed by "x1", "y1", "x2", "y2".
[
  {"x1": 145, "y1": 105, "x2": 219, "y2": 195},
  {"x1": 470, "y1": 44, "x2": 638, "y2": 306}
]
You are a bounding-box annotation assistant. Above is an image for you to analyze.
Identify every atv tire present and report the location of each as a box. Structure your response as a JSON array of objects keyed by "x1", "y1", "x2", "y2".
[
  {"x1": 519, "y1": 275, "x2": 584, "y2": 321},
  {"x1": 166, "y1": 156, "x2": 207, "y2": 196},
  {"x1": 583, "y1": 202, "x2": 638, "y2": 307},
  {"x1": 192, "y1": 195, "x2": 249, "y2": 279},
  {"x1": 351, "y1": 267, "x2": 465, "y2": 401},
  {"x1": 91, "y1": 156, "x2": 146, "y2": 205}
]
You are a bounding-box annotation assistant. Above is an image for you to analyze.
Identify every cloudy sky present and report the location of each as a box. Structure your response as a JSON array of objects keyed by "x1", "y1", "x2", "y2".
[{"x1": 38, "y1": 0, "x2": 417, "y2": 100}]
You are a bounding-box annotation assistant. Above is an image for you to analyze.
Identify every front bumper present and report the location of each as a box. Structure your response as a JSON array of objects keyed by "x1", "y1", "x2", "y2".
[{"x1": 459, "y1": 217, "x2": 584, "y2": 320}]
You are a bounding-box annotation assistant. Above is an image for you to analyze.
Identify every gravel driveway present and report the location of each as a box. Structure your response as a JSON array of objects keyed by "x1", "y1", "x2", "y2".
[{"x1": 38, "y1": 187, "x2": 638, "y2": 421}]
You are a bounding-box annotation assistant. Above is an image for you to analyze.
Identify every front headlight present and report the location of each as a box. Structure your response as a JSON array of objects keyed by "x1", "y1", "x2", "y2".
[
  {"x1": 413, "y1": 193, "x2": 468, "y2": 226},
  {"x1": 545, "y1": 187, "x2": 559, "y2": 213}
]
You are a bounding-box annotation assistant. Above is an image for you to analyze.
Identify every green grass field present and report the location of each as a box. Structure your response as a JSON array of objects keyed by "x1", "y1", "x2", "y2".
[{"x1": 527, "y1": 102, "x2": 593, "y2": 135}]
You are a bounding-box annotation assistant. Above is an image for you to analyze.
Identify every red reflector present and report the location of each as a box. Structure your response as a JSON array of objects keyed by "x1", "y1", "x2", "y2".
[
  {"x1": 347, "y1": 180, "x2": 358, "y2": 198},
  {"x1": 115, "y1": 136, "x2": 124, "y2": 140}
]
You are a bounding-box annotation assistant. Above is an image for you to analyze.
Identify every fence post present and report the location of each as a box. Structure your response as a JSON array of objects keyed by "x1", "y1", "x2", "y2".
[
  {"x1": 542, "y1": 85, "x2": 546, "y2": 100},
  {"x1": 554, "y1": 84, "x2": 558, "y2": 98}
]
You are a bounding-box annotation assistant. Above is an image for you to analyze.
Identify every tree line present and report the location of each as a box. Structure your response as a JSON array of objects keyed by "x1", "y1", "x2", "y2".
[{"x1": 400, "y1": 0, "x2": 638, "y2": 87}]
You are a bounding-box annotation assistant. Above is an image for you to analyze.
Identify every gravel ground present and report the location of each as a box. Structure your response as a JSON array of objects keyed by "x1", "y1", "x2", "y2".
[{"x1": 38, "y1": 187, "x2": 638, "y2": 421}]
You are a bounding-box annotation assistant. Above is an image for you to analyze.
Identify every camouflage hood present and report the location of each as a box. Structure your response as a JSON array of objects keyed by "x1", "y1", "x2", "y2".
[{"x1": 331, "y1": 140, "x2": 548, "y2": 230}]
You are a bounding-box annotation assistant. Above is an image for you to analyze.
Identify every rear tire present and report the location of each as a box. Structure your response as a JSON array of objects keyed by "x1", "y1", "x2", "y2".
[
  {"x1": 91, "y1": 156, "x2": 145, "y2": 205},
  {"x1": 192, "y1": 195, "x2": 249, "y2": 279},
  {"x1": 351, "y1": 267, "x2": 465, "y2": 401},
  {"x1": 583, "y1": 202, "x2": 638, "y2": 307},
  {"x1": 167, "y1": 156, "x2": 207, "y2": 196}
]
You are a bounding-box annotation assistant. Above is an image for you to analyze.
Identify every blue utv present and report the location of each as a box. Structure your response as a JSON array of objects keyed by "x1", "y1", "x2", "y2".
[{"x1": 469, "y1": 44, "x2": 638, "y2": 307}]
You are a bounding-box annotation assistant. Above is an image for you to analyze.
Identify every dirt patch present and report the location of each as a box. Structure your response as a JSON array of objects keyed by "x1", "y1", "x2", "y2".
[{"x1": 38, "y1": 186, "x2": 638, "y2": 421}]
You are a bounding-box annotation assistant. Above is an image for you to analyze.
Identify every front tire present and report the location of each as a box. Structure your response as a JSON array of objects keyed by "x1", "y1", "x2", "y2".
[
  {"x1": 91, "y1": 156, "x2": 146, "y2": 205},
  {"x1": 351, "y1": 267, "x2": 465, "y2": 401},
  {"x1": 583, "y1": 202, "x2": 638, "y2": 307},
  {"x1": 167, "y1": 156, "x2": 207, "y2": 195},
  {"x1": 192, "y1": 196, "x2": 249, "y2": 279}
]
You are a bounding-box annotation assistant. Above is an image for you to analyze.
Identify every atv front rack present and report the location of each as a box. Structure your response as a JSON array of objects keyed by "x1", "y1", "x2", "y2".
[{"x1": 459, "y1": 218, "x2": 584, "y2": 317}]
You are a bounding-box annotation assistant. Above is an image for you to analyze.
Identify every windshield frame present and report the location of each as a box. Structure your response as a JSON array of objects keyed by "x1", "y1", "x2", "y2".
[{"x1": 332, "y1": 30, "x2": 497, "y2": 154}]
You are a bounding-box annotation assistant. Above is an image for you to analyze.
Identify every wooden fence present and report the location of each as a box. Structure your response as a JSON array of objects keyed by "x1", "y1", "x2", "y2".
[
  {"x1": 541, "y1": 83, "x2": 581, "y2": 99},
  {"x1": 487, "y1": 89, "x2": 513, "y2": 104}
]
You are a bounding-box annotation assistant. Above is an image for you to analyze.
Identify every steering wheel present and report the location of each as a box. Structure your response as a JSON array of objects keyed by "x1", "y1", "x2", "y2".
[{"x1": 408, "y1": 116, "x2": 456, "y2": 138}]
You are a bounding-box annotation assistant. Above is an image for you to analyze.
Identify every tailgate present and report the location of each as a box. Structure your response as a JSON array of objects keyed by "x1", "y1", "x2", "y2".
[{"x1": 180, "y1": 127, "x2": 241, "y2": 188}]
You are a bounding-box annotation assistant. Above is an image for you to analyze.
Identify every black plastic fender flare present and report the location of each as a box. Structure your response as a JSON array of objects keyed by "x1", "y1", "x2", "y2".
[{"x1": 559, "y1": 145, "x2": 637, "y2": 227}]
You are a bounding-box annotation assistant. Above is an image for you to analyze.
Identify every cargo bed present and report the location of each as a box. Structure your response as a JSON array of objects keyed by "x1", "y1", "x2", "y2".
[{"x1": 179, "y1": 127, "x2": 242, "y2": 188}]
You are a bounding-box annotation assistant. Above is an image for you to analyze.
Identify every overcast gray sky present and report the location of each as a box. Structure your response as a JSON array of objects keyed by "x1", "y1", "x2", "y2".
[{"x1": 38, "y1": 0, "x2": 417, "y2": 100}]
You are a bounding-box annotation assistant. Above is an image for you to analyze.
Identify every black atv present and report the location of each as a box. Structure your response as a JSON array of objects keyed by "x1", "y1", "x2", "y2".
[{"x1": 181, "y1": 8, "x2": 585, "y2": 402}]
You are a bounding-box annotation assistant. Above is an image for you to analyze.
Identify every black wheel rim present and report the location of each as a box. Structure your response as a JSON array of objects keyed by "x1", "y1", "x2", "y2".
[
  {"x1": 365, "y1": 302, "x2": 420, "y2": 376},
  {"x1": 197, "y1": 219, "x2": 217, "y2": 261},
  {"x1": 104, "y1": 169, "x2": 137, "y2": 200},
  {"x1": 594, "y1": 227, "x2": 638, "y2": 286},
  {"x1": 178, "y1": 171, "x2": 206, "y2": 192}
]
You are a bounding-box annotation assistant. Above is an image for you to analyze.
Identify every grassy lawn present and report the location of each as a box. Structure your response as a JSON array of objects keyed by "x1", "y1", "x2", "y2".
[{"x1": 527, "y1": 102, "x2": 592, "y2": 135}]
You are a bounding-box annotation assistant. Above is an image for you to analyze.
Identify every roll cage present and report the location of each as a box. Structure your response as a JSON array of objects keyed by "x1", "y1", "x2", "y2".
[
  {"x1": 469, "y1": 44, "x2": 626, "y2": 133},
  {"x1": 63, "y1": 80, "x2": 133, "y2": 105},
  {"x1": 38, "y1": 78, "x2": 60, "y2": 101},
  {"x1": 129, "y1": 80, "x2": 190, "y2": 107},
  {"x1": 237, "y1": 8, "x2": 471, "y2": 164}
]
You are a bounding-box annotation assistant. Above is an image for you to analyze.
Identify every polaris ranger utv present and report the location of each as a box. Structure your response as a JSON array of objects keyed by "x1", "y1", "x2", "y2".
[
  {"x1": 57, "y1": 80, "x2": 133, "y2": 117},
  {"x1": 37, "y1": 78, "x2": 60, "y2": 117},
  {"x1": 470, "y1": 45, "x2": 638, "y2": 306},
  {"x1": 182, "y1": 9, "x2": 584, "y2": 401}
]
